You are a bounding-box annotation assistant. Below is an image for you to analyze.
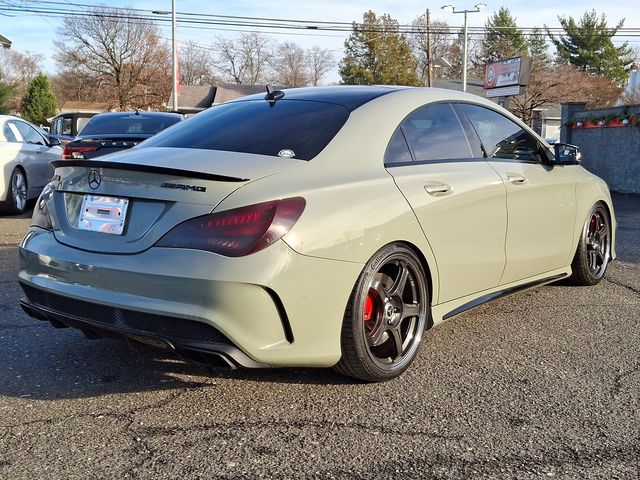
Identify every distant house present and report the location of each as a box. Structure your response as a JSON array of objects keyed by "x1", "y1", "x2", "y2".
[{"x1": 168, "y1": 84, "x2": 279, "y2": 114}]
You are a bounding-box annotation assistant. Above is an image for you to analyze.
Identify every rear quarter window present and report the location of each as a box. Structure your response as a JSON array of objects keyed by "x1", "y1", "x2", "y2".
[{"x1": 141, "y1": 100, "x2": 350, "y2": 161}]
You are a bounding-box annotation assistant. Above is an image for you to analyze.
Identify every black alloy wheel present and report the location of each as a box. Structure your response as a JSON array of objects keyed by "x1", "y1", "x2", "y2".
[
  {"x1": 569, "y1": 203, "x2": 611, "y2": 285},
  {"x1": 335, "y1": 243, "x2": 429, "y2": 382}
]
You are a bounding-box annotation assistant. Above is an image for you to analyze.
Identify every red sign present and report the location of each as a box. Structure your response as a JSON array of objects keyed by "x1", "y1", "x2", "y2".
[{"x1": 484, "y1": 57, "x2": 531, "y2": 90}]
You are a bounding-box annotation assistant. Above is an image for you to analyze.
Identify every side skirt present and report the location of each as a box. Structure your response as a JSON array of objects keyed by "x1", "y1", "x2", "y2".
[{"x1": 434, "y1": 270, "x2": 570, "y2": 323}]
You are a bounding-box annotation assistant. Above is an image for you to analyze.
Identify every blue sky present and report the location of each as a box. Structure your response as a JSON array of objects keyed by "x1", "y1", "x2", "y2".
[{"x1": 1, "y1": 0, "x2": 638, "y2": 84}]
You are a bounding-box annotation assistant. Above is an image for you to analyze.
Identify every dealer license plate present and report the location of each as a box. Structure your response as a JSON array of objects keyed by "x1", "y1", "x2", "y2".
[{"x1": 78, "y1": 195, "x2": 129, "y2": 235}]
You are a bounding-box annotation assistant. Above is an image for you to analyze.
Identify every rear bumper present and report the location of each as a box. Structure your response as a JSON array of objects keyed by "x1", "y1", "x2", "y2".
[
  {"x1": 19, "y1": 289, "x2": 264, "y2": 369},
  {"x1": 19, "y1": 227, "x2": 362, "y2": 367}
]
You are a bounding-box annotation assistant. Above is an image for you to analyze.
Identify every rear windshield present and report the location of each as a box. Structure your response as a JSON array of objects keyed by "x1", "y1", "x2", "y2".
[
  {"x1": 141, "y1": 99, "x2": 350, "y2": 160},
  {"x1": 81, "y1": 114, "x2": 181, "y2": 136}
]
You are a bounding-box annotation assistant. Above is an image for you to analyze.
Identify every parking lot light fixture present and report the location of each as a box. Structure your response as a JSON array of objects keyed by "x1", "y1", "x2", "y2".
[{"x1": 441, "y1": 3, "x2": 487, "y2": 92}]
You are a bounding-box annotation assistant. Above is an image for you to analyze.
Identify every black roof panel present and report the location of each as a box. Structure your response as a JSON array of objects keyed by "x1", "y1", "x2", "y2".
[{"x1": 230, "y1": 85, "x2": 409, "y2": 112}]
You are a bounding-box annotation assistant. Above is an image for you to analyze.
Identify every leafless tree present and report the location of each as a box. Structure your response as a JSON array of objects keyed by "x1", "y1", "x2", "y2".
[
  {"x1": 409, "y1": 17, "x2": 453, "y2": 84},
  {"x1": 510, "y1": 65, "x2": 622, "y2": 125},
  {"x1": 179, "y1": 41, "x2": 218, "y2": 86},
  {"x1": 54, "y1": 6, "x2": 170, "y2": 109},
  {"x1": 617, "y1": 89, "x2": 640, "y2": 106},
  {"x1": 0, "y1": 49, "x2": 44, "y2": 109},
  {"x1": 0, "y1": 49, "x2": 43, "y2": 85},
  {"x1": 269, "y1": 42, "x2": 310, "y2": 87},
  {"x1": 215, "y1": 33, "x2": 272, "y2": 85},
  {"x1": 307, "y1": 46, "x2": 335, "y2": 86}
]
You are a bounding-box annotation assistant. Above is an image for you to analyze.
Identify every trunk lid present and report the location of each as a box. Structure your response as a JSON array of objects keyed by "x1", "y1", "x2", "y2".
[
  {"x1": 49, "y1": 147, "x2": 303, "y2": 254},
  {"x1": 66, "y1": 135, "x2": 151, "y2": 159}
]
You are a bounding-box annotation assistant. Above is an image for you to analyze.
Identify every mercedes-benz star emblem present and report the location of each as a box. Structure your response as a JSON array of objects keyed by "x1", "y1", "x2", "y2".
[{"x1": 88, "y1": 170, "x2": 101, "y2": 190}]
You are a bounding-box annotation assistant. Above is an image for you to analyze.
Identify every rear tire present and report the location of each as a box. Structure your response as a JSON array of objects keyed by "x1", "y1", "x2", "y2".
[
  {"x1": 334, "y1": 243, "x2": 430, "y2": 382},
  {"x1": 0, "y1": 168, "x2": 28, "y2": 215},
  {"x1": 568, "y1": 203, "x2": 611, "y2": 286}
]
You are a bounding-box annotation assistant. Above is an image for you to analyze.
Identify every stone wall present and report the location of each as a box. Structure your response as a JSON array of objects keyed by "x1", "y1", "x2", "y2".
[{"x1": 560, "y1": 103, "x2": 640, "y2": 193}]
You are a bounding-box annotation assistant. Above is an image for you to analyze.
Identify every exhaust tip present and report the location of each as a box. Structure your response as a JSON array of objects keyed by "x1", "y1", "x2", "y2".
[{"x1": 179, "y1": 348, "x2": 237, "y2": 369}]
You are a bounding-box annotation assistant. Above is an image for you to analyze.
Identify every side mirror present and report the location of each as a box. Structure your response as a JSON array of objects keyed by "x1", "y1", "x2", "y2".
[
  {"x1": 553, "y1": 143, "x2": 581, "y2": 165},
  {"x1": 48, "y1": 136, "x2": 62, "y2": 147}
]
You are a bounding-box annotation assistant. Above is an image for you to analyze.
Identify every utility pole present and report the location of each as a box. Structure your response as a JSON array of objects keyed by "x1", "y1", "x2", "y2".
[
  {"x1": 171, "y1": 0, "x2": 178, "y2": 111},
  {"x1": 426, "y1": 9, "x2": 433, "y2": 87},
  {"x1": 153, "y1": 5, "x2": 178, "y2": 111}
]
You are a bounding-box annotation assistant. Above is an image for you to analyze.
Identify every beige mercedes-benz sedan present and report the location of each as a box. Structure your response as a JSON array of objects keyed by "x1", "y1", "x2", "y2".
[{"x1": 18, "y1": 86, "x2": 615, "y2": 381}]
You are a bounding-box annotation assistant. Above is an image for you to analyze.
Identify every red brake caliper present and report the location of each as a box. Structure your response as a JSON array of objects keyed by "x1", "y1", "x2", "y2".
[{"x1": 363, "y1": 291, "x2": 374, "y2": 322}]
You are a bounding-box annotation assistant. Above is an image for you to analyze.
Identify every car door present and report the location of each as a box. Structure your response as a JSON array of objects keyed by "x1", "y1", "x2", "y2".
[
  {"x1": 458, "y1": 104, "x2": 576, "y2": 285},
  {"x1": 385, "y1": 102, "x2": 508, "y2": 303},
  {"x1": 11, "y1": 120, "x2": 56, "y2": 192}
]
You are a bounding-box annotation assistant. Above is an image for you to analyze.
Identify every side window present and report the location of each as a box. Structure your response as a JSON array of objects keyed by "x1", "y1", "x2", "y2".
[
  {"x1": 76, "y1": 117, "x2": 91, "y2": 134},
  {"x1": 52, "y1": 118, "x2": 62, "y2": 135},
  {"x1": 384, "y1": 128, "x2": 413, "y2": 164},
  {"x1": 461, "y1": 104, "x2": 542, "y2": 162},
  {"x1": 62, "y1": 117, "x2": 73, "y2": 136},
  {"x1": 400, "y1": 103, "x2": 474, "y2": 162},
  {"x1": 3, "y1": 123, "x2": 19, "y2": 143},
  {"x1": 14, "y1": 121, "x2": 46, "y2": 146}
]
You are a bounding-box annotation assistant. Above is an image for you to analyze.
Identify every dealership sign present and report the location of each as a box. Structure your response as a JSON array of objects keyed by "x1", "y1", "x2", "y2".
[{"x1": 484, "y1": 56, "x2": 532, "y2": 98}]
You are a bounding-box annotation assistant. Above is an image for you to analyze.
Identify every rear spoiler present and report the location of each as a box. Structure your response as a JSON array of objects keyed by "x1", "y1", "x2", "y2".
[{"x1": 50, "y1": 160, "x2": 249, "y2": 183}]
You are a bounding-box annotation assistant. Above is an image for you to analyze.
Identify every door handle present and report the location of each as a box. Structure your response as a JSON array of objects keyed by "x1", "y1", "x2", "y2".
[
  {"x1": 424, "y1": 182, "x2": 452, "y2": 196},
  {"x1": 506, "y1": 173, "x2": 527, "y2": 185}
]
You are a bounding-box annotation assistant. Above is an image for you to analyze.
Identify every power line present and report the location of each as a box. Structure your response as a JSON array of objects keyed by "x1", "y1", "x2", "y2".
[{"x1": 2, "y1": 2, "x2": 640, "y2": 39}]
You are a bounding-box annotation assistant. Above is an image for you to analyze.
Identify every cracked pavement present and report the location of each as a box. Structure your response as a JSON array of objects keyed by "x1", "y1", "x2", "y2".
[{"x1": 0, "y1": 194, "x2": 638, "y2": 479}]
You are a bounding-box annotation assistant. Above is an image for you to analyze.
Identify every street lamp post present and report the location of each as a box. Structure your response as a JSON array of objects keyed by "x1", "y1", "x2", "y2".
[
  {"x1": 152, "y1": 2, "x2": 178, "y2": 111},
  {"x1": 441, "y1": 3, "x2": 486, "y2": 92}
]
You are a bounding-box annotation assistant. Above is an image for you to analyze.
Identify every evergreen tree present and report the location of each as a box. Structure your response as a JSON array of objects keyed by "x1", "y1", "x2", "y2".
[
  {"x1": 479, "y1": 7, "x2": 528, "y2": 64},
  {"x1": 0, "y1": 73, "x2": 15, "y2": 114},
  {"x1": 340, "y1": 11, "x2": 420, "y2": 86},
  {"x1": 547, "y1": 10, "x2": 632, "y2": 85},
  {"x1": 20, "y1": 73, "x2": 57, "y2": 125},
  {"x1": 528, "y1": 27, "x2": 551, "y2": 67}
]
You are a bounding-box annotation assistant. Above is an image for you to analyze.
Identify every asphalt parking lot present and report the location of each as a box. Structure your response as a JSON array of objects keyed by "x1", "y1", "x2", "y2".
[{"x1": 0, "y1": 194, "x2": 638, "y2": 479}]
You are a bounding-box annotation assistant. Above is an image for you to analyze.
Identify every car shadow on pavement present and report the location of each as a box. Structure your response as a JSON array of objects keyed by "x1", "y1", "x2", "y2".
[{"x1": 0, "y1": 330, "x2": 357, "y2": 401}]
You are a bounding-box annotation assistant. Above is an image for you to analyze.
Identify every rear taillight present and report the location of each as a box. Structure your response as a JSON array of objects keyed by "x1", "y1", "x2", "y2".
[
  {"x1": 155, "y1": 197, "x2": 306, "y2": 257},
  {"x1": 62, "y1": 145, "x2": 97, "y2": 159}
]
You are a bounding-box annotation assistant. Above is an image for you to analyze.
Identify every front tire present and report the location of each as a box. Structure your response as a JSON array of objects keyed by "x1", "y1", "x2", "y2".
[
  {"x1": 569, "y1": 203, "x2": 611, "y2": 285},
  {"x1": 0, "y1": 168, "x2": 28, "y2": 215},
  {"x1": 334, "y1": 243, "x2": 430, "y2": 382}
]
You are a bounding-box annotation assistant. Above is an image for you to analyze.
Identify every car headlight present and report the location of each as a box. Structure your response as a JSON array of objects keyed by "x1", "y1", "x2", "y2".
[{"x1": 31, "y1": 182, "x2": 54, "y2": 230}]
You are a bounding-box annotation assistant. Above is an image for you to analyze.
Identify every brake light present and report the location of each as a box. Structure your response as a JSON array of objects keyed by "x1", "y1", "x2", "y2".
[
  {"x1": 62, "y1": 145, "x2": 98, "y2": 159},
  {"x1": 156, "y1": 197, "x2": 306, "y2": 257}
]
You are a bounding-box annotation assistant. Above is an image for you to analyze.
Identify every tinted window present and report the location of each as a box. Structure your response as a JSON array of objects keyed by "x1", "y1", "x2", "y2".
[
  {"x1": 385, "y1": 128, "x2": 412, "y2": 164},
  {"x1": 51, "y1": 118, "x2": 61, "y2": 135},
  {"x1": 400, "y1": 103, "x2": 473, "y2": 162},
  {"x1": 81, "y1": 114, "x2": 181, "y2": 136},
  {"x1": 3, "y1": 124, "x2": 18, "y2": 142},
  {"x1": 62, "y1": 117, "x2": 73, "y2": 135},
  {"x1": 461, "y1": 104, "x2": 541, "y2": 162},
  {"x1": 142, "y1": 100, "x2": 350, "y2": 161},
  {"x1": 76, "y1": 117, "x2": 91, "y2": 134},
  {"x1": 13, "y1": 121, "x2": 45, "y2": 145}
]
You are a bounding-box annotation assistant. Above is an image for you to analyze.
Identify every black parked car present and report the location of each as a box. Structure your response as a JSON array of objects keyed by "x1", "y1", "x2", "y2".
[{"x1": 61, "y1": 111, "x2": 183, "y2": 159}]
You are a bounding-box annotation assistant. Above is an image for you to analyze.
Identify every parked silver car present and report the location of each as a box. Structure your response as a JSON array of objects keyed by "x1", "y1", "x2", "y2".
[{"x1": 0, "y1": 115, "x2": 62, "y2": 215}]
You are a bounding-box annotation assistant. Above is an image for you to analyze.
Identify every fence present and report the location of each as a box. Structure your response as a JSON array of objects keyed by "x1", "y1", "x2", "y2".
[{"x1": 560, "y1": 103, "x2": 640, "y2": 193}]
